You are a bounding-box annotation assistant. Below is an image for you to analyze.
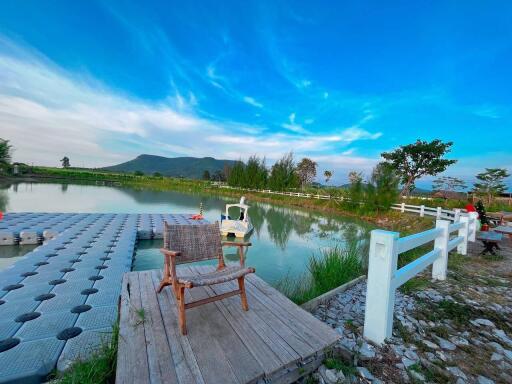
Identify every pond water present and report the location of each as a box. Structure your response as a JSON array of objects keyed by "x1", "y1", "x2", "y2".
[{"x1": 0, "y1": 181, "x2": 373, "y2": 284}]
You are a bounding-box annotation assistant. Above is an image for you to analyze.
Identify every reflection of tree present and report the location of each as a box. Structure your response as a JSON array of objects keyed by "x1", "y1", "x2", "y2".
[
  {"x1": 248, "y1": 203, "x2": 265, "y2": 235},
  {"x1": 266, "y1": 207, "x2": 294, "y2": 250},
  {"x1": 61, "y1": 183, "x2": 68, "y2": 192},
  {"x1": 0, "y1": 189, "x2": 8, "y2": 211},
  {"x1": 292, "y1": 213, "x2": 318, "y2": 236}
]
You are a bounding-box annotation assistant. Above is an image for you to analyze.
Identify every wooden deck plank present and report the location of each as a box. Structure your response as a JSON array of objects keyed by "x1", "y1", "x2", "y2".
[
  {"x1": 117, "y1": 267, "x2": 341, "y2": 384},
  {"x1": 116, "y1": 273, "x2": 150, "y2": 384},
  {"x1": 180, "y1": 266, "x2": 263, "y2": 384},
  {"x1": 244, "y1": 274, "x2": 339, "y2": 347},
  {"x1": 138, "y1": 272, "x2": 179, "y2": 384},
  {"x1": 200, "y1": 269, "x2": 315, "y2": 361},
  {"x1": 189, "y1": 266, "x2": 297, "y2": 374},
  {"x1": 149, "y1": 271, "x2": 205, "y2": 384}
]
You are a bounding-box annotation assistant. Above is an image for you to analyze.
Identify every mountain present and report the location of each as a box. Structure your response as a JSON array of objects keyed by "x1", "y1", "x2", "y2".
[{"x1": 101, "y1": 154, "x2": 237, "y2": 179}]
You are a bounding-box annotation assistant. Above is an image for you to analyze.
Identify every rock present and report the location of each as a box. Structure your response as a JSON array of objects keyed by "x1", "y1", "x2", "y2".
[
  {"x1": 409, "y1": 370, "x2": 426, "y2": 382},
  {"x1": 356, "y1": 367, "x2": 375, "y2": 381},
  {"x1": 504, "y1": 349, "x2": 512, "y2": 362},
  {"x1": 447, "y1": 366, "x2": 468, "y2": 380},
  {"x1": 450, "y1": 336, "x2": 469, "y2": 347},
  {"x1": 491, "y1": 352, "x2": 503, "y2": 362},
  {"x1": 472, "y1": 318, "x2": 496, "y2": 327},
  {"x1": 433, "y1": 336, "x2": 457, "y2": 351},
  {"x1": 488, "y1": 342, "x2": 505, "y2": 354},
  {"x1": 325, "y1": 368, "x2": 338, "y2": 384},
  {"x1": 455, "y1": 378, "x2": 466, "y2": 384},
  {"x1": 358, "y1": 341, "x2": 376, "y2": 360},
  {"x1": 422, "y1": 339, "x2": 439, "y2": 350},
  {"x1": 402, "y1": 357, "x2": 417, "y2": 368},
  {"x1": 318, "y1": 365, "x2": 338, "y2": 384},
  {"x1": 477, "y1": 375, "x2": 495, "y2": 384},
  {"x1": 493, "y1": 329, "x2": 512, "y2": 347}
]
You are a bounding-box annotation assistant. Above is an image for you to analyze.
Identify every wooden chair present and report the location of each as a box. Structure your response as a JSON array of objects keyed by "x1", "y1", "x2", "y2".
[{"x1": 158, "y1": 221, "x2": 255, "y2": 335}]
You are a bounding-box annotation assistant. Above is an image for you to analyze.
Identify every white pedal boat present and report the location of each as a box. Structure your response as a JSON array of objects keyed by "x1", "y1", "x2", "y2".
[{"x1": 220, "y1": 197, "x2": 254, "y2": 237}]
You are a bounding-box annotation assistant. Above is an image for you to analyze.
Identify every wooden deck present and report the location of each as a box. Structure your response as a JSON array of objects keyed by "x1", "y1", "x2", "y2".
[{"x1": 116, "y1": 266, "x2": 340, "y2": 384}]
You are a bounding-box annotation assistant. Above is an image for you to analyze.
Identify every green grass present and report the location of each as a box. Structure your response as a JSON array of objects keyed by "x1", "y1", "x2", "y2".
[
  {"x1": 400, "y1": 276, "x2": 430, "y2": 294},
  {"x1": 276, "y1": 241, "x2": 364, "y2": 304},
  {"x1": 52, "y1": 324, "x2": 119, "y2": 384}
]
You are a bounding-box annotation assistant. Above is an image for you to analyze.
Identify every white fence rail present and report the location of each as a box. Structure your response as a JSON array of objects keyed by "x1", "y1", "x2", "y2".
[
  {"x1": 391, "y1": 202, "x2": 467, "y2": 222},
  {"x1": 218, "y1": 185, "x2": 337, "y2": 200},
  {"x1": 363, "y1": 212, "x2": 478, "y2": 344}
]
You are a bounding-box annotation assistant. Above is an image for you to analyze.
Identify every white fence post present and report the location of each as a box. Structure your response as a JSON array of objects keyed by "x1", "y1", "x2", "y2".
[
  {"x1": 401, "y1": 202, "x2": 405, "y2": 213},
  {"x1": 457, "y1": 216, "x2": 469, "y2": 255},
  {"x1": 454, "y1": 209, "x2": 461, "y2": 222},
  {"x1": 420, "y1": 205, "x2": 425, "y2": 217},
  {"x1": 363, "y1": 230, "x2": 399, "y2": 345},
  {"x1": 432, "y1": 220, "x2": 450, "y2": 280},
  {"x1": 468, "y1": 212, "x2": 478, "y2": 241},
  {"x1": 436, "y1": 207, "x2": 442, "y2": 219}
]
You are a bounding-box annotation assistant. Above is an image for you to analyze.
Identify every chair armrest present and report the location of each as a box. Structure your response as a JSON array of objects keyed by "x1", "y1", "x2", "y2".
[
  {"x1": 222, "y1": 241, "x2": 252, "y2": 247},
  {"x1": 160, "y1": 249, "x2": 182, "y2": 256}
]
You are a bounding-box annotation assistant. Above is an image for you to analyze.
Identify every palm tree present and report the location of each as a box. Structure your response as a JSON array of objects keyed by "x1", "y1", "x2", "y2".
[
  {"x1": 61, "y1": 156, "x2": 70, "y2": 168},
  {"x1": 324, "y1": 170, "x2": 332, "y2": 184}
]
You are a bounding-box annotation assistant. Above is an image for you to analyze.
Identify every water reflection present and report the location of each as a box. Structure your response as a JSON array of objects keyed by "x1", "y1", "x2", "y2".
[{"x1": 1, "y1": 182, "x2": 374, "y2": 283}]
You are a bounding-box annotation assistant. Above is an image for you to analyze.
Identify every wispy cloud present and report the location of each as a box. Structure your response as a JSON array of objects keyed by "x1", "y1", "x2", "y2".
[{"x1": 243, "y1": 96, "x2": 263, "y2": 108}]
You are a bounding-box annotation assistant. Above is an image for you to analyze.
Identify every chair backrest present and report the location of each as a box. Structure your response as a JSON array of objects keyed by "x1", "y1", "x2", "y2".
[{"x1": 163, "y1": 222, "x2": 223, "y2": 264}]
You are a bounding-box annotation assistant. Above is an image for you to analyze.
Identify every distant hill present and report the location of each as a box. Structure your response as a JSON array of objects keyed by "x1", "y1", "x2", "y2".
[{"x1": 101, "y1": 154, "x2": 237, "y2": 179}]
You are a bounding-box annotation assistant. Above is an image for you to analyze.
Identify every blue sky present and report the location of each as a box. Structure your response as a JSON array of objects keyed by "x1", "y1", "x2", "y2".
[{"x1": 0, "y1": 1, "x2": 511, "y2": 188}]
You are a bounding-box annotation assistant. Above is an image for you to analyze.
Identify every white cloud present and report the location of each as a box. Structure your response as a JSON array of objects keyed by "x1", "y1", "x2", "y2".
[
  {"x1": 0, "y1": 38, "x2": 384, "y2": 175},
  {"x1": 243, "y1": 96, "x2": 263, "y2": 108}
]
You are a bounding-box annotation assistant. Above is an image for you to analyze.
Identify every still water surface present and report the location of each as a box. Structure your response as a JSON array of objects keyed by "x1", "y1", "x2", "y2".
[{"x1": 0, "y1": 182, "x2": 372, "y2": 283}]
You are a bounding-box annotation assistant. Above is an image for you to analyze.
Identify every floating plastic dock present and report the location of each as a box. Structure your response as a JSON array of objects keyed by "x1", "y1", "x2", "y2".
[{"x1": 0, "y1": 212, "x2": 206, "y2": 383}]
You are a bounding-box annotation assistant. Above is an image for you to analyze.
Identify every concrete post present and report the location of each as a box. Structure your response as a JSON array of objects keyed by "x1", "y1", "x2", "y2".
[
  {"x1": 436, "y1": 207, "x2": 442, "y2": 219},
  {"x1": 420, "y1": 205, "x2": 425, "y2": 217},
  {"x1": 363, "y1": 230, "x2": 399, "y2": 345},
  {"x1": 468, "y1": 212, "x2": 478, "y2": 241},
  {"x1": 457, "y1": 216, "x2": 469, "y2": 255},
  {"x1": 432, "y1": 220, "x2": 450, "y2": 280},
  {"x1": 401, "y1": 202, "x2": 405, "y2": 213}
]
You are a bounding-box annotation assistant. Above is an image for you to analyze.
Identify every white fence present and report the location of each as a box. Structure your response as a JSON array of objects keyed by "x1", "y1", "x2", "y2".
[
  {"x1": 218, "y1": 184, "x2": 335, "y2": 200},
  {"x1": 363, "y1": 212, "x2": 478, "y2": 345},
  {"x1": 391, "y1": 202, "x2": 466, "y2": 222}
]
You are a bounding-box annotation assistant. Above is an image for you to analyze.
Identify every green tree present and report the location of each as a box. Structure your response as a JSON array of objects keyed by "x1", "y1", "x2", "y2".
[
  {"x1": 153, "y1": 172, "x2": 162, "y2": 178},
  {"x1": 347, "y1": 171, "x2": 364, "y2": 205},
  {"x1": 268, "y1": 152, "x2": 299, "y2": 191},
  {"x1": 473, "y1": 168, "x2": 510, "y2": 205},
  {"x1": 227, "y1": 160, "x2": 245, "y2": 187},
  {"x1": 244, "y1": 155, "x2": 267, "y2": 189},
  {"x1": 432, "y1": 176, "x2": 467, "y2": 199},
  {"x1": 61, "y1": 156, "x2": 70, "y2": 168},
  {"x1": 0, "y1": 138, "x2": 12, "y2": 164},
  {"x1": 368, "y1": 162, "x2": 400, "y2": 211},
  {"x1": 134, "y1": 170, "x2": 144, "y2": 176},
  {"x1": 324, "y1": 170, "x2": 332, "y2": 184},
  {"x1": 296, "y1": 157, "x2": 317, "y2": 189},
  {"x1": 381, "y1": 139, "x2": 457, "y2": 197},
  {"x1": 202, "y1": 170, "x2": 211, "y2": 180}
]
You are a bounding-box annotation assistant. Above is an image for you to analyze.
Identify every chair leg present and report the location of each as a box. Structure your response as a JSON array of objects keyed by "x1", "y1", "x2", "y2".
[
  {"x1": 238, "y1": 277, "x2": 249, "y2": 311},
  {"x1": 178, "y1": 286, "x2": 187, "y2": 335}
]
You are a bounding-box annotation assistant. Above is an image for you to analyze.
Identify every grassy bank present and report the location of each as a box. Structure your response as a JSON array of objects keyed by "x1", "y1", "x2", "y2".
[{"x1": 276, "y1": 239, "x2": 368, "y2": 305}]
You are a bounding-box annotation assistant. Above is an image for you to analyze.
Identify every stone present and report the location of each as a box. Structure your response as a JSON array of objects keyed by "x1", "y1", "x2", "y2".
[
  {"x1": 447, "y1": 366, "x2": 467, "y2": 380},
  {"x1": 356, "y1": 366, "x2": 375, "y2": 381},
  {"x1": 491, "y1": 352, "x2": 503, "y2": 362},
  {"x1": 477, "y1": 376, "x2": 495, "y2": 384},
  {"x1": 433, "y1": 336, "x2": 457, "y2": 351},
  {"x1": 409, "y1": 370, "x2": 426, "y2": 382},
  {"x1": 504, "y1": 349, "x2": 512, "y2": 362},
  {"x1": 450, "y1": 336, "x2": 469, "y2": 347},
  {"x1": 358, "y1": 341, "x2": 376, "y2": 360},
  {"x1": 422, "y1": 339, "x2": 439, "y2": 350},
  {"x1": 472, "y1": 318, "x2": 496, "y2": 327},
  {"x1": 488, "y1": 342, "x2": 504, "y2": 354},
  {"x1": 493, "y1": 329, "x2": 512, "y2": 347},
  {"x1": 402, "y1": 357, "x2": 416, "y2": 368}
]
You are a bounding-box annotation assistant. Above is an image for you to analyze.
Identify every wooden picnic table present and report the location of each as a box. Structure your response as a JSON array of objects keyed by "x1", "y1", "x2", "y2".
[
  {"x1": 494, "y1": 225, "x2": 512, "y2": 236},
  {"x1": 476, "y1": 231, "x2": 503, "y2": 255}
]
